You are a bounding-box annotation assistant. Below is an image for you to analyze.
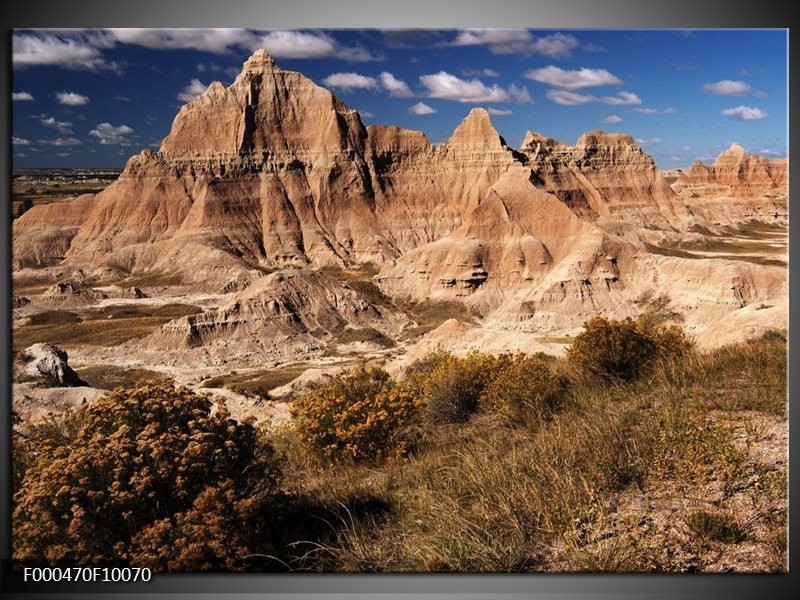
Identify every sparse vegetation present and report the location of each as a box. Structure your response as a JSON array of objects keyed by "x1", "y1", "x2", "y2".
[
  {"x1": 200, "y1": 366, "x2": 308, "y2": 399},
  {"x1": 291, "y1": 368, "x2": 422, "y2": 463},
  {"x1": 13, "y1": 383, "x2": 283, "y2": 570},
  {"x1": 13, "y1": 304, "x2": 202, "y2": 352},
  {"x1": 74, "y1": 365, "x2": 172, "y2": 390},
  {"x1": 332, "y1": 327, "x2": 395, "y2": 349},
  {"x1": 12, "y1": 319, "x2": 786, "y2": 572}
]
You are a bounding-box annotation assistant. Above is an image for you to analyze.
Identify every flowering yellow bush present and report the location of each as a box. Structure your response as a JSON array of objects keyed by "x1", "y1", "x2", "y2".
[
  {"x1": 415, "y1": 351, "x2": 510, "y2": 424},
  {"x1": 12, "y1": 382, "x2": 282, "y2": 570},
  {"x1": 481, "y1": 354, "x2": 569, "y2": 425},
  {"x1": 568, "y1": 316, "x2": 694, "y2": 382},
  {"x1": 291, "y1": 368, "x2": 422, "y2": 463}
]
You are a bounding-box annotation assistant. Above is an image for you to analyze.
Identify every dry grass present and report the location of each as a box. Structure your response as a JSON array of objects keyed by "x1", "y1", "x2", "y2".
[
  {"x1": 74, "y1": 365, "x2": 172, "y2": 390},
  {"x1": 332, "y1": 327, "x2": 395, "y2": 348},
  {"x1": 262, "y1": 331, "x2": 786, "y2": 573},
  {"x1": 13, "y1": 304, "x2": 202, "y2": 352},
  {"x1": 200, "y1": 366, "x2": 308, "y2": 399}
]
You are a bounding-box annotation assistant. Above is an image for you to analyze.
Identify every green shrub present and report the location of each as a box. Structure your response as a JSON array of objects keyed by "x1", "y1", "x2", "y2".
[
  {"x1": 12, "y1": 382, "x2": 282, "y2": 570},
  {"x1": 417, "y1": 351, "x2": 509, "y2": 424},
  {"x1": 567, "y1": 316, "x2": 657, "y2": 382},
  {"x1": 481, "y1": 355, "x2": 569, "y2": 425},
  {"x1": 291, "y1": 368, "x2": 422, "y2": 463}
]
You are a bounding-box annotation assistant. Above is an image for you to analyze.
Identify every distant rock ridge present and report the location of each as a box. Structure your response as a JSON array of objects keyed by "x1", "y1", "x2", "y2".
[
  {"x1": 11, "y1": 51, "x2": 786, "y2": 347},
  {"x1": 674, "y1": 143, "x2": 787, "y2": 198}
]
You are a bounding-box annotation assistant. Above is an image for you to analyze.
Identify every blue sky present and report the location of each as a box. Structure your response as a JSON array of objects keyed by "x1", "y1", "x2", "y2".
[{"x1": 11, "y1": 28, "x2": 787, "y2": 169}]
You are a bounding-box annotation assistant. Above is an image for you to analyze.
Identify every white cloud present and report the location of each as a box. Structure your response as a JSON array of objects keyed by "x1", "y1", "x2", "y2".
[
  {"x1": 13, "y1": 91, "x2": 34, "y2": 101},
  {"x1": 89, "y1": 122, "x2": 134, "y2": 144},
  {"x1": 545, "y1": 89, "x2": 641, "y2": 106},
  {"x1": 108, "y1": 28, "x2": 252, "y2": 54},
  {"x1": 721, "y1": 105, "x2": 768, "y2": 120},
  {"x1": 358, "y1": 109, "x2": 374, "y2": 118},
  {"x1": 335, "y1": 46, "x2": 382, "y2": 62},
  {"x1": 508, "y1": 84, "x2": 532, "y2": 103},
  {"x1": 633, "y1": 107, "x2": 658, "y2": 114},
  {"x1": 545, "y1": 89, "x2": 596, "y2": 105},
  {"x1": 453, "y1": 29, "x2": 579, "y2": 58},
  {"x1": 39, "y1": 137, "x2": 82, "y2": 146},
  {"x1": 463, "y1": 67, "x2": 500, "y2": 78},
  {"x1": 13, "y1": 31, "x2": 116, "y2": 70},
  {"x1": 703, "y1": 80, "x2": 752, "y2": 95},
  {"x1": 525, "y1": 66, "x2": 622, "y2": 89},
  {"x1": 530, "y1": 33, "x2": 581, "y2": 59},
  {"x1": 602, "y1": 91, "x2": 641, "y2": 105},
  {"x1": 602, "y1": 115, "x2": 622, "y2": 124},
  {"x1": 409, "y1": 102, "x2": 437, "y2": 115},
  {"x1": 380, "y1": 72, "x2": 414, "y2": 97},
  {"x1": 664, "y1": 107, "x2": 677, "y2": 114},
  {"x1": 40, "y1": 116, "x2": 73, "y2": 134},
  {"x1": 56, "y1": 91, "x2": 89, "y2": 106},
  {"x1": 419, "y1": 71, "x2": 510, "y2": 103},
  {"x1": 251, "y1": 30, "x2": 381, "y2": 61},
  {"x1": 177, "y1": 79, "x2": 209, "y2": 103},
  {"x1": 13, "y1": 137, "x2": 31, "y2": 145},
  {"x1": 635, "y1": 137, "x2": 662, "y2": 145},
  {"x1": 487, "y1": 108, "x2": 512, "y2": 116},
  {"x1": 322, "y1": 72, "x2": 379, "y2": 91}
]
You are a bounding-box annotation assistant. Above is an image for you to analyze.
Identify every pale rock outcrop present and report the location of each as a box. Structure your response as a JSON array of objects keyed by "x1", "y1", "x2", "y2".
[{"x1": 22, "y1": 343, "x2": 88, "y2": 387}]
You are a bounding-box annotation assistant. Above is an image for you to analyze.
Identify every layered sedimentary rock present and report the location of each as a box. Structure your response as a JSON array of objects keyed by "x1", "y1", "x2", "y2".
[
  {"x1": 674, "y1": 143, "x2": 787, "y2": 198},
  {"x1": 521, "y1": 129, "x2": 694, "y2": 231},
  {"x1": 11, "y1": 50, "x2": 787, "y2": 352},
  {"x1": 145, "y1": 270, "x2": 409, "y2": 354}
]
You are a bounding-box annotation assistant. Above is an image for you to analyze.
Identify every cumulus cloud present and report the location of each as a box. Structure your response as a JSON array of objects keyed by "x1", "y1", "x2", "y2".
[
  {"x1": 462, "y1": 67, "x2": 500, "y2": 78},
  {"x1": 109, "y1": 28, "x2": 251, "y2": 54},
  {"x1": 602, "y1": 115, "x2": 622, "y2": 124},
  {"x1": 721, "y1": 105, "x2": 768, "y2": 120},
  {"x1": 89, "y1": 122, "x2": 134, "y2": 144},
  {"x1": 508, "y1": 84, "x2": 532, "y2": 103},
  {"x1": 252, "y1": 30, "x2": 381, "y2": 61},
  {"x1": 56, "y1": 91, "x2": 89, "y2": 106},
  {"x1": 635, "y1": 137, "x2": 662, "y2": 145},
  {"x1": 602, "y1": 91, "x2": 641, "y2": 105},
  {"x1": 453, "y1": 29, "x2": 579, "y2": 58},
  {"x1": 545, "y1": 89, "x2": 641, "y2": 106},
  {"x1": 177, "y1": 79, "x2": 209, "y2": 102},
  {"x1": 13, "y1": 30, "x2": 116, "y2": 70},
  {"x1": 487, "y1": 108, "x2": 512, "y2": 116},
  {"x1": 633, "y1": 107, "x2": 658, "y2": 114},
  {"x1": 703, "y1": 79, "x2": 752, "y2": 95},
  {"x1": 380, "y1": 72, "x2": 414, "y2": 97},
  {"x1": 525, "y1": 66, "x2": 622, "y2": 89},
  {"x1": 322, "y1": 72, "x2": 379, "y2": 91},
  {"x1": 419, "y1": 71, "x2": 512, "y2": 103},
  {"x1": 545, "y1": 89, "x2": 595, "y2": 105},
  {"x1": 13, "y1": 137, "x2": 31, "y2": 145},
  {"x1": 39, "y1": 137, "x2": 82, "y2": 146},
  {"x1": 13, "y1": 91, "x2": 34, "y2": 101},
  {"x1": 40, "y1": 116, "x2": 73, "y2": 134},
  {"x1": 409, "y1": 102, "x2": 437, "y2": 115}
]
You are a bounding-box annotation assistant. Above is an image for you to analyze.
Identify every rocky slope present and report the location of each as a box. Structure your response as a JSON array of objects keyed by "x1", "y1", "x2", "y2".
[{"x1": 12, "y1": 50, "x2": 787, "y2": 357}]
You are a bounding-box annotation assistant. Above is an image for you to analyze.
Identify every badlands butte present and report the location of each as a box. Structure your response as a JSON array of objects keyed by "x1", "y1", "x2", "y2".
[{"x1": 12, "y1": 50, "x2": 787, "y2": 421}]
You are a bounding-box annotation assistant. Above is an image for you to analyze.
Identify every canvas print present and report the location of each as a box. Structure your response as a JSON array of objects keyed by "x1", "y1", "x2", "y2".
[{"x1": 10, "y1": 28, "x2": 787, "y2": 572}]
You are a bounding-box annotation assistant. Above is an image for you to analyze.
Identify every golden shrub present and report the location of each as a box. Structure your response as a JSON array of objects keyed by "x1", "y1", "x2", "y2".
[
  {"x1": 481, "y1": 355, "x2": 569, "y2": 425},
  {"x1": 416, "y1": 351, "x2": 510, "y2": 424},
  {"x1": 12, "y1": 382, "x2": 281, "y2": 570},
  {"x1": 291, "y1": 368, "x2": 422, "y2": 463}
]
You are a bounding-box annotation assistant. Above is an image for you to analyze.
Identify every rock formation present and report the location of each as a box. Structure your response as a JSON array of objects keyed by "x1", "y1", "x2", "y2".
[
  {"x1": 11, "y1": 50, "x2": 787, "y2": 356},
  {"x1": 674, "y1": 143, "x2": 787, "y2": 199},
  {"x1": 22, "y1": 343, "x2": 88, "y2": 387}
]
